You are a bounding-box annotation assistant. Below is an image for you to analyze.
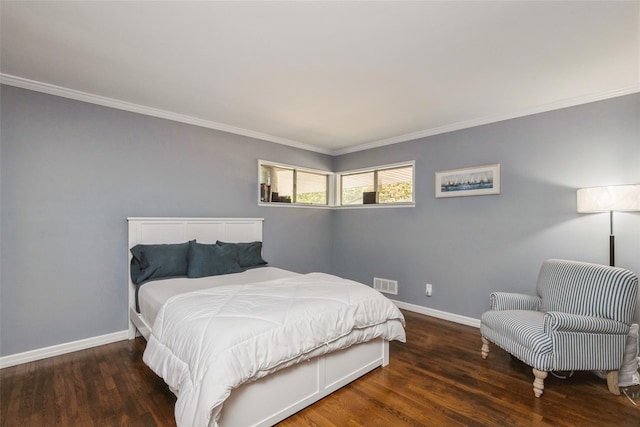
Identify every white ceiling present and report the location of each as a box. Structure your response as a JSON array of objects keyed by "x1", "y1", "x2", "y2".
[{"x1": 1, "y1": 1, "x2": 639, "y2": 155}]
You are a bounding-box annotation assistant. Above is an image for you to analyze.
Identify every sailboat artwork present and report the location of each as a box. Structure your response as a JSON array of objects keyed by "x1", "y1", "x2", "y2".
[
  {"x1": 435, "y1": 164, "x2": 501, "y2": 198},
  {"x1": 441, "y1": 171, "x2": 493, "y2": 192}
]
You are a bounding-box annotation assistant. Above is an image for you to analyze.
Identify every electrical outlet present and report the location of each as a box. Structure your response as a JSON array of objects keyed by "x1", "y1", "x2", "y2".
[{"x1": 425, "y1": 283, "x2": 433, "y2": 297}]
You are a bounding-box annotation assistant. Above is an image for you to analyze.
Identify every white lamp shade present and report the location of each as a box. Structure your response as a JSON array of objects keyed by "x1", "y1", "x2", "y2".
[{"x1": 577, "y1": 184, "x2": 640, "y2": 213}]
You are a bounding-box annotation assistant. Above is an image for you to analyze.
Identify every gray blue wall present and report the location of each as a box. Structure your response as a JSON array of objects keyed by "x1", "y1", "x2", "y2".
[
  {"x1": 332, "y1": 94, "x2": 640, "y2": 322},
  {"x1": 1, "y1": 85, "x2": 639, "y2": 358},
  {"x1": 0, "y1": 85, "x2": 333, "y2": 356}
]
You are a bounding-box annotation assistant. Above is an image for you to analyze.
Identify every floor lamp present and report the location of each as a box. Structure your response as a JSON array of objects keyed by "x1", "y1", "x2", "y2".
[{"x1": 577, "y1": 184, "x2": 640, "y2": 266}]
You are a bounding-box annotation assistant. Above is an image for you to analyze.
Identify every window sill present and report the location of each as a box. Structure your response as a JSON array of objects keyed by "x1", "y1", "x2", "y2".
[
  {"x1": 258, "y1": 201, "x2": 415, "y2": 210},
  {"x1": 336, "y1": 202, "x2": 415, "y2": 210},
  {"x1": 258, "y1": 202, "x2": 334, "y2": 209}
]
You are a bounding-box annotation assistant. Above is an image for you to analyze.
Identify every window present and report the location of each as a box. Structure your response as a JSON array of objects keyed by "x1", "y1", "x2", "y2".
[
  {"x1": 259, "y1": 160, "x2": 414, "y2": 208},
  {"x1": 259, "y1": 161, "x2": 330, "y2": 206},
  {"x1": 341, "y1": 171, "x2": 374, "y2": 205},
  {"x1": 338, "y1": 162, "x2": 414, "y2": 206},
  {"x1": 296, "y1": 170, "x2": 328, "y2": 204}
]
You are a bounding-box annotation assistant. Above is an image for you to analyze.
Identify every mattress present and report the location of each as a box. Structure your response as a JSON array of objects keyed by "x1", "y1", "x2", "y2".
[{"x1": 138, "y1": 267, "x2": 301, "y2": 326}]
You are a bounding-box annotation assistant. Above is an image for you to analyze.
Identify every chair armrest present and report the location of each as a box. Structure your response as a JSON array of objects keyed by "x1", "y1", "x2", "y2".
[
  {"x1": 490, "y1": 292, "x2": 541, "y2": 311},
  {"x1": 543, "y1": 312, "x2": 630, "y2": 335}
]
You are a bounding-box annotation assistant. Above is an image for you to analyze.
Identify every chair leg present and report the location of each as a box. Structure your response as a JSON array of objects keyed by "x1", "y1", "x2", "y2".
[
  {"x1": 481, "y1": 336, "x2": 489, "y2": 359},
  {"x1": 532, "y1": 369, "x2": 548, "y2": 397},
  {"x1": 606, "y1": 370, "x2": 620, "y2": 395}
]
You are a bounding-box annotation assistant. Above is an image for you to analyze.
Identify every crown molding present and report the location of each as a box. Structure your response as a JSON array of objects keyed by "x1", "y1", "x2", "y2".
[
  {"x1": 332, "y1": 85, "x2": 640, "y2": 156},
  {"x1": 0, "y1": 73, "x2": 332, "y2": 155},
  {"x1": 3, "y1": 73, "x2": 637, "y2": 157}
]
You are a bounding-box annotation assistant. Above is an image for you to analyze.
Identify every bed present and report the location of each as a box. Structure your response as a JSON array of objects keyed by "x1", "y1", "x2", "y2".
[{"x1": 127, "y1": 217, "x2": 406, "y2": 427}]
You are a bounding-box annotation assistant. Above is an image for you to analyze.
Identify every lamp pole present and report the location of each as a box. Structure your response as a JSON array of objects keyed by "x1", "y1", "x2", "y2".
[{"x1": 609, "y1": 211, "x2": 614, "y2": 267}]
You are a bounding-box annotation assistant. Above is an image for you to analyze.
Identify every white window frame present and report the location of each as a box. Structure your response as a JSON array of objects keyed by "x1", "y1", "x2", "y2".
[
  {"x1": 336, "y1": 161, "x2": 415, "y2": 208},
  {"x1": 258, "y1": 160, "x2": 334, "y2": 208},
  {"x1": 258, "y1": 160, "x2": 415, "y2": 209}
]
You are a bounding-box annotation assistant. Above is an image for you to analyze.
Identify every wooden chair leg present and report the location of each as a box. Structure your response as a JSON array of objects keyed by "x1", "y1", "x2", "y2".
[
  {"x1": 532, "y1": 369, "x2": 547, "y2": 397},
  {"x1": 606, "y1": 370, "x2": 620, "y2": 395},
  {"x1": 481, "y1": 336, "x2": 490, "y2": 359}
]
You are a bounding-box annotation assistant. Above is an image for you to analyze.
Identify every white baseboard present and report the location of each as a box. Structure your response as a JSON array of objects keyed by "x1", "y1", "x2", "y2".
[
  {"x1": 0, "y1": 330, "x2": 129, "y2": 369},
  {"x1": 0, "y1": 303, "x2": 478, "y2": 369},
  {"x1": 391, "y1": 300, "x2": 481, "y2": 328}
]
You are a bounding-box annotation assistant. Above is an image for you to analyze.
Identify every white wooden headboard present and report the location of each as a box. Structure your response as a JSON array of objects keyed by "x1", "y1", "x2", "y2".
[{"x1": 127, "y1": 217, "x2": 264, "y2": 338}]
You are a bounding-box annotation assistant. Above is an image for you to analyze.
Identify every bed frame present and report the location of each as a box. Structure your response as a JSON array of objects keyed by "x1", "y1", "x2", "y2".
[{"x1": 127, "y1": 217, "x2": 390, "y2": 427}]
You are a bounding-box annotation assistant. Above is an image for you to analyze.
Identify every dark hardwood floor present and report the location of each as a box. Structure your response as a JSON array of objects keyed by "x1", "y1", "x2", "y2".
[{"x1": 2, "y1": 310, "x2": 638, "y2": 426}]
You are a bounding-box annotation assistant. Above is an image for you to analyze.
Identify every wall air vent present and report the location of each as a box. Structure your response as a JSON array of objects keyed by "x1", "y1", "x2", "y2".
[{"x1": 373, "y1": 277, "x2": 398, "y2": 295}]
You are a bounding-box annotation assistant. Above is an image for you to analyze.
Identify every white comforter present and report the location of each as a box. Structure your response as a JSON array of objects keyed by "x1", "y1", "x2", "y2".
[{"x1": 143, "y1": 272, "x2": 406, "y2": 427}]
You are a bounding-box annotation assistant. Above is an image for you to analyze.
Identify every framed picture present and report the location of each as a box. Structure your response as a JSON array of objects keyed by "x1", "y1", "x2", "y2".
[{"x1": 435, "y1": 163, "x2": 500, "y2": 198}]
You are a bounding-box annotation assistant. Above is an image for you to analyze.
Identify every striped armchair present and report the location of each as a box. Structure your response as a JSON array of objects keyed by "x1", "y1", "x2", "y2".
[{"x1": 480, "y1": 259, "x2": 638, "y2": 397}]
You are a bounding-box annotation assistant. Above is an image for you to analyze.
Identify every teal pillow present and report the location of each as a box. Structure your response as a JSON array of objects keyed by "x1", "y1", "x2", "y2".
[
  {"x1": 216, "y1": 241, "x2": 268, "y2": 268},
  {"x1": 187, "y1": 241, "x2": 244, "y2": 278},
  {"x1": 130, "y1": 241, "x2": 191, "y2": 285}
]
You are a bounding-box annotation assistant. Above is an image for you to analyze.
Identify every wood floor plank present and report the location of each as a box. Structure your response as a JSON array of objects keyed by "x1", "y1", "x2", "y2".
[{"x1": 1, "y1": 310, "x2": 638, "y2": 426}]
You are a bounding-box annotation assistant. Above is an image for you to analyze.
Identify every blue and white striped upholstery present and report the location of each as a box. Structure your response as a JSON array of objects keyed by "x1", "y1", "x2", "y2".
[
  {"x1": 481, "y1": 259, "x2": 638, "y2": 373},
  {"x1": 490, "y1": 292, "x2": 541, "y2": 311},
  {"x1": 537, "y1": 260, "x2": 637, "y2": 324}
]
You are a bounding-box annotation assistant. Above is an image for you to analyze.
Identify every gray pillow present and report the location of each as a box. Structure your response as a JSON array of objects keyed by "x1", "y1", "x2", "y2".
[
  {"x1": 216, "y1": 241, "x2": 268, "y2": 268},
  {"x1": 130, "y1": 241, "x2": 191, "y2": 285},
  {"x1": 187, "y1": 241, "x2": 244, "y2": 278}
]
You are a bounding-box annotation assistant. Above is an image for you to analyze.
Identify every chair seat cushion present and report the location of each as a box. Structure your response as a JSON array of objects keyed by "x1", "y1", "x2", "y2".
[{"x1": 481, "y1": 310, "x2": 552, "y2": 355}]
